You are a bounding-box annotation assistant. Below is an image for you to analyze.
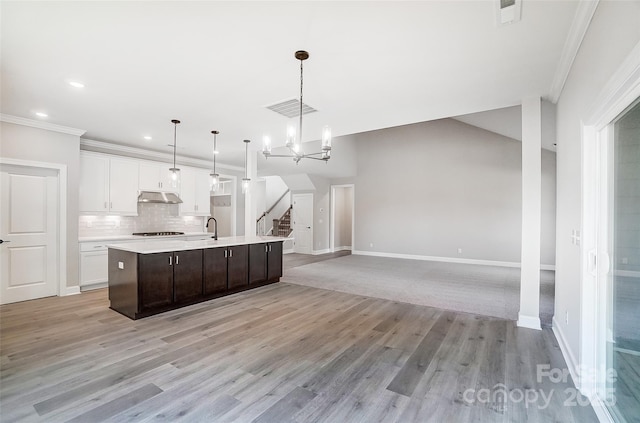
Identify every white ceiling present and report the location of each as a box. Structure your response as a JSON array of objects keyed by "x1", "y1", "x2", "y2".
[{"x1": 1, "y1": 1, "x2": 580, "y2": 168}]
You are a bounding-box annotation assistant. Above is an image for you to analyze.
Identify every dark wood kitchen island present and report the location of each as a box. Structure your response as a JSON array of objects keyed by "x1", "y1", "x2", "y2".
[{"x1": 107, "y1": 236, "x2": 287, "y2": 319}]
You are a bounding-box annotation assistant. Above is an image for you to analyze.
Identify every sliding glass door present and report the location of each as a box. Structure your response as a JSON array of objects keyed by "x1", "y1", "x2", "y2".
[{"x1": 598, "y1": 98, "x2": 640, "y2": 423}]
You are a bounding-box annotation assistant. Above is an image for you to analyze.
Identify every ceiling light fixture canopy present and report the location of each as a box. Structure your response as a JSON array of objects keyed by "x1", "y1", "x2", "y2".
[
  {"x1": 242, "y1": 139, "x2": 251, "y2": 194},
  {"x1": 210, "y1": 130, "x2": 219, "y2": 192},
  {"x1": 169, "y1": 119, "x2": 181, "y2": 188},
  {"x1": 262, "y1": 50, "x2": 332, "y2": 164}
]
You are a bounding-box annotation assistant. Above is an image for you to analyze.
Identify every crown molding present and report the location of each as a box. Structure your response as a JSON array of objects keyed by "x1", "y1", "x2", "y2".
[
  {"x1": 80, "y1": 138, "x2": 244, "y2": 172},
  {"x1": 547, "y1": 0, "x2": 599, "y2": 103},
  {"x1": 0, "y1": 114, "x2": 86, "y2": 136}
]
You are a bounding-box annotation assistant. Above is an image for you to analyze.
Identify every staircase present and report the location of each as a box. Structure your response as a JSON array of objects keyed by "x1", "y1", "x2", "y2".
[{"x1": 272, "y1": 206, "x2": 293, "y2": 237}]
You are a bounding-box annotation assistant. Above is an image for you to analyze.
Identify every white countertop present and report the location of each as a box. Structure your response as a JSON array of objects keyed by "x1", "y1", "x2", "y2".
[
  {"x1": 107, "y1": 236, "x2": 289, "y2": 254},
  {"x1": 79, "y1": 232, "x2": 209, "y2": 243}
]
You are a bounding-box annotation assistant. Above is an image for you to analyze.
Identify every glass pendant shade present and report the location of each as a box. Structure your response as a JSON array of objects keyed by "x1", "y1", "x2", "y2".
[
  {"x1": 169, "y1": 119, "x2": 181, "y2": 188},
  {"x1": 241, "y1": 178, "x2": 250, "y2": 194},
  {"x1": 210, "y1": 172, "x2": 219, "y2": 192}
]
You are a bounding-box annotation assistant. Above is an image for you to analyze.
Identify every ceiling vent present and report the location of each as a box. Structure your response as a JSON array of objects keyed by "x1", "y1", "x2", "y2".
[
  {"x1": 496, "y1": 0, "x2": 521, "y2": 25},
  {"x1": 266, "y1": 99, "x2": 317, "y2": 118}
]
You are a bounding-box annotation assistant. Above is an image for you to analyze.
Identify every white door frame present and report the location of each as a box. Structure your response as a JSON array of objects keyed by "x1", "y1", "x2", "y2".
[
  {"x1": 579, "y1": 40, "x2": 640, "y2": 421},
  {"x1": 330, "y1": 184, "x2": 355, "y2": 253},
  {"x1": 0, "y1": 157, "x2": 68, "y2": 297}
]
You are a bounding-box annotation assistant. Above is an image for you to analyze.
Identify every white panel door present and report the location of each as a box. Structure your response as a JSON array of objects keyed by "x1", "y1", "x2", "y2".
[
  {"x1": 0, "y1": 165, "x2": 58, "y2": 304},
  {"x1": 292, "y1": 193, "x2": 313, "y2": 254}
]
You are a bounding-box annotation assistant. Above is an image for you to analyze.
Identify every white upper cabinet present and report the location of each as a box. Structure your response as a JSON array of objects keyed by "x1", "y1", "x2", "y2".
[
  {"x1": 139, "y1": 161, "x2": 179, "y2": 192},
  {"x1": 109, "y1": 158, "x2": 139, "y2": 214},
  {"x1": 79, "y1": 152, "x2": 139, "y2": 215},
  {"x1": 180, "y1": 167, "x2": 211, "y2": 216}
]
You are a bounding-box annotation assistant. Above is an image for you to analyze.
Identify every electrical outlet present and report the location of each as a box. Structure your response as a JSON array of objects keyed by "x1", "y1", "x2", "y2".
[
  {"x1": 118, "y1": 261, "x2": 124, "y2": 270},
  {"x1": 369, "y1": 243, "x2": 374, "y2": 248},
  {"x1": 457, "y1": 248, "x2": 462, "y2": 254}
]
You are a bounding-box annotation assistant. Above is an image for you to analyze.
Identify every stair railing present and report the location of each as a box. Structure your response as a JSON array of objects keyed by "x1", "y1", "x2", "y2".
[{"x1": 256, "y1": 189, "x2": 290, "y2": 235}]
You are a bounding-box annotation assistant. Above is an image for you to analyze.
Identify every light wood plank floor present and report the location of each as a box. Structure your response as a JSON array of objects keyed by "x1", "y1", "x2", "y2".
[{"x1": 1, "y1": 282, "x2": 597, "y2": 422}]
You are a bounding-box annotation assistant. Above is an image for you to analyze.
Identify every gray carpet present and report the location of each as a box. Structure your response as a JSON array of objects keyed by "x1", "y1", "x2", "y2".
[{"x1": 281, "y1": 254, "x2": 555, "y2": 326}]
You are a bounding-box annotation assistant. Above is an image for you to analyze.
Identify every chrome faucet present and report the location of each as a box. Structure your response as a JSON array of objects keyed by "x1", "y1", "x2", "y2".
[{"x1": 205, "y1": 217, "x2": 218, "y2": 240}]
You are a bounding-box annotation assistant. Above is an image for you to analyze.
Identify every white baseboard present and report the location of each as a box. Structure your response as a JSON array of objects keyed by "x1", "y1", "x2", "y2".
[
  {"x1": 64, "y1": 286, "x2": 81, "y2": 296},
  {"x1": 352, "y1": 250, "x2": 555, "y2": 270},
  {"x1": 80, "y1": 282, "x2": 108, "y2": 291},
  {"x1": 283, "y1": 248, "x2": 294, "y2": 255},
  {"x1": 312, "y1": 248, "x2": 332, "y2": 256},
  {"x1": 552, "y1": 316, "x2": 580, "y2": 390},
  {"x1": 332, "y1": 246, "x2": 352, "y2": 252},
  {"x1": 517, "y1": 313, "x2": 542, "y2": 330}
]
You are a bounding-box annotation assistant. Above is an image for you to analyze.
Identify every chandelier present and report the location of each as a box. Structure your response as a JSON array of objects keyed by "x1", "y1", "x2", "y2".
[
  {"x1": 209, "y1": 130, "x2": 219, "y2": 192},
  {"x1": 262, "y1": 50, "x2": 332, "y2": 164},
  {"x1": 168, "y1": 119, "x2": 181, "y2": 188}
]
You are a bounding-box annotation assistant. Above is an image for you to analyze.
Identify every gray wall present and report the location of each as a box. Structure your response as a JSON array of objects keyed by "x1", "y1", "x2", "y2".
[
  {"x1": 1, "y1": 121, "x2": 81, "y2": 288},
  {"x1": 352, "y1": 118, "x2": 556, "y2": 265}
]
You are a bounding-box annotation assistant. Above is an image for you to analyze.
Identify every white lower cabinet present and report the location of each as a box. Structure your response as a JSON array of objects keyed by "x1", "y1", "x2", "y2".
[{"x1": 79, "y1": 242, "x2": 109, "y2": 289}]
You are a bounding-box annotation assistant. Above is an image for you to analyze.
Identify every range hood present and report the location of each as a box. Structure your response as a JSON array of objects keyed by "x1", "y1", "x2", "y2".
[{"x1": 137, "y1": 191, "x2": 183, "y2": 204}]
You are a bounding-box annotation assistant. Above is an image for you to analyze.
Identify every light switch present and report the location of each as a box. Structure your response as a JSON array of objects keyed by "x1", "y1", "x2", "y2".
[{"x1": 118, "y1": 261, "x2": 124, "y2": 270}]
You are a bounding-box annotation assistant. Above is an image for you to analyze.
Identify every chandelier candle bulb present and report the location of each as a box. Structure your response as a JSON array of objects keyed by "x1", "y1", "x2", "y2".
[
  {"x1": 262, "y1": 135, "x2": 272, "y2": 155},
  {"x1": 286, "y1": 125, "x2": 296, "y2": 148}
]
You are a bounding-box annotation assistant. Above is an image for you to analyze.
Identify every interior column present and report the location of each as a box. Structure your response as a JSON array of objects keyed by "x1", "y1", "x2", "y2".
[
  {"x1": 244, "y1": 146, "x2": 257, "y2": 236},
  {"x1": 518, "y1": 97, "x2": 542, "y2": 330}
]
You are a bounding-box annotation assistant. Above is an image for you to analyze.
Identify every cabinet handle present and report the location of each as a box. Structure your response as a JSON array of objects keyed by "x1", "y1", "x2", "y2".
[
  {"x1": 110, "y1": 202, "x2": 113, "y2": 209},
  {"x1": 94, "y1": 245, "x2": 104, "y2": 249},
  {"x1": 169, "y1": 256, "x2": 172, "y2": 266},
  {"x1": 265, "y1": 245, "x2": 268, "y2": 253},
  {"x1": 176, "y1": 255, "x2": 179, "y2": 265},
  {"x1": 224, "y1": 249, "x2": 227, "y2": 258},
  {"x1": 229, "y1": 249, "x2": 233, "y2": 258},
  {"x1": 269, "y1": 244, "x2": 272, "y2": 252}
]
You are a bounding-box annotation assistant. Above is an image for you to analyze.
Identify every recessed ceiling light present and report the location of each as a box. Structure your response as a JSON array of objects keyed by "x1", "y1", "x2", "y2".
[
  {"x1": 144, "y1": 136, "x2": 152, "y2": 140},
  {"x1": 68, "y1": 81, "x2": 85, "y2": 88},
  {"x1": 35, "y1": 112, "x2": 48, "y2": 118}
]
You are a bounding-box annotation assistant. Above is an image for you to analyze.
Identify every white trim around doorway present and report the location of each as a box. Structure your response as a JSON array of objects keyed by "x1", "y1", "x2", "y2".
[
  {"x1": 330, "y1": 184, "x2": 355, "y2": 253},
  {"x1": 578, "y1": 39, "x2": 640, "y2": 423}
]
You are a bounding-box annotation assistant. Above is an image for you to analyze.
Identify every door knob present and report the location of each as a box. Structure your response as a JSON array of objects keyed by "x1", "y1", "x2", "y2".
[{"x1": 0, "y1": 240, "x2": 10, "y2": 244}]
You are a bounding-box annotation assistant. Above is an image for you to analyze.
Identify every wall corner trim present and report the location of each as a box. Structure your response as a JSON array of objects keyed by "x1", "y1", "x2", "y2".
[
  {"x1": 0, "y1": 114, "x2": 86, "y2": 136},
  {"x1": 517, "y1": 313, "x2": 542, "y2": 330},
  {"x1": 548, "y1": 0, "x2": 599, "y2": 103}
]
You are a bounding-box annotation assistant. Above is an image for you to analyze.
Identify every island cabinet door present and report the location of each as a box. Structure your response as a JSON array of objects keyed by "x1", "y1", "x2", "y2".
[
  {"x1": 139, "y1": 252, "x2": 174, "y2": 311},
  {"x1": 227, "y1": 245, "x2": 249, "y2": 289},
  {"x1": 204, "y1": 247, "x2": 227, "y2": 295},
  {"x1": 173, "y1": 249, "x2": 203, "y2": 303},
  {"x1": 249, "y1": 243, "x2": 267, "y2": 285},
  {"x1": 266, "y1": 242, "x2": 283, "y2": 281}
]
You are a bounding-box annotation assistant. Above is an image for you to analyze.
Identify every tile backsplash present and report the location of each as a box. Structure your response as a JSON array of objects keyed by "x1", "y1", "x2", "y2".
[{"x1": 79, "y1": 203, "x2": 205, "y2": 237}]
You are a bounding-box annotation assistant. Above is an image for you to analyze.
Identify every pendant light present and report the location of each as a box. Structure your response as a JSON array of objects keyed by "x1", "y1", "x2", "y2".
[
  {"x1": 242, "y1": 139, "x2": 250, "y2": 194},
  {"x1": 210, "y1": 130, "x2": 219, "y2": 192},
  {"x1": 169, "y1": 119, "x2": 181, "y2": 188},
  {"x1": 262, "y1": 50, "x2": 332, "y2": 164}
]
